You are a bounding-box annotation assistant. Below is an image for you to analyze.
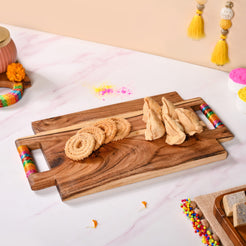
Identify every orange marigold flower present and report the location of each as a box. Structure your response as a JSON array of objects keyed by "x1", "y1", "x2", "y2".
[{"x1": 6, "y1": 63, "x2": 26, "y2": 82}]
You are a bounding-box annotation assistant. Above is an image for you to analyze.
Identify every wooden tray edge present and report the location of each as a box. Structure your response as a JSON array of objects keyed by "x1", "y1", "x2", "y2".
[
  {"x1": 61, "y1": 150, "x2": 227, "y2": 201},
  {"x1": 214, "y1": 188, "x2": 246, "y2": 246},
  {"x1": 31, "y1": 91, "x2": 183, "y2": 134}
]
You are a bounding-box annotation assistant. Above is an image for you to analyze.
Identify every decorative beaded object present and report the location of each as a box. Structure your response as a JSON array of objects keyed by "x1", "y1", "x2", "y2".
[
  {"x1": 188, "y1": 0, "x2": 208, "y2": 40},
  {"x1": 0, "y1": 63, "x2": 27, "y2": 108},
  {"x1": 211, "y1": 1, "x2": 234, "y2": 66},
  {"x1": 181, "y1": 199, "x2": 221, "y2": 246},
  {"x1": 17, "y1": 145, "x2": 37, "y2": 178},
  {"x1": 0, "y1": 82, "x2": 23, "y2": 107}
]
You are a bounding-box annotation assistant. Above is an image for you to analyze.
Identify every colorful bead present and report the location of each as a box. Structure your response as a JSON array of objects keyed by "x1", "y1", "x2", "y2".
[
  {"x1": 221, "y1": 29, "x2": 229, "y2": 36},
  {"x1": 181, "y1": 199, "x2": 221, "y2": 246},
  {"x1": 197, "y1": 4, "x2": 205, "y2": 11},
  {"x1": 225, "y1": 1, "x2": 233, "y2": 8},
  {"x1": 17, "y1": 145, "x2": 37, "y2": 178},
  {"x1": 200, "y1": 103, "x2": 224, "y2": 128},
  {"x1": 0, "y1": 82, "x2": 24, "y2": 108},
  {"x1": 220, "y1": 19, "x2": 232, "y2": 29},
  {"x1": 220, "y1": 7, "x2": 234, "y2": 20}
]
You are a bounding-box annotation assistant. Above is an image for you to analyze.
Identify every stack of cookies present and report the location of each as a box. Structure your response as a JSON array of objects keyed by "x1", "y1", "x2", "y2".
[{"x1": 65, "y1": 117, "x2": 131, "y2": 161}]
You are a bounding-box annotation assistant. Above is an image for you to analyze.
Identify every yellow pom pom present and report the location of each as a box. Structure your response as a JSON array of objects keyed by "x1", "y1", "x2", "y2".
[
  {"x1": 211, "y1": 36, "x2": 229, "y2": 66},
  {"x1": 220, "y1": 19, "x2": 232, "y2": 29},
  {"x1": 187, "y1": 12, "x2": 205, "y2": 40}
]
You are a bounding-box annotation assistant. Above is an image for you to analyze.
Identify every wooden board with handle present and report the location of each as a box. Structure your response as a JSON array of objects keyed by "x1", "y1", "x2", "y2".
[{"x1": 16, "y1": 92, "x2": 234, "y2": 201}]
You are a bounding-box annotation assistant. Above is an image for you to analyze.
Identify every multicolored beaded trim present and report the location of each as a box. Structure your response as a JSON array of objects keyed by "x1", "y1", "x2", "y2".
[
  {"x1": 181, "y1": 199, "x2": 220, "y2": 246},
  {"x1": 0, "y1": 82, "x2": 23, "y2": 107},
  {"x1": 17, "y1": 145, "x2": 37, "y2": 178},
  {"x1": 200, "y1": 103, "x2": 224, "y2": 128}
]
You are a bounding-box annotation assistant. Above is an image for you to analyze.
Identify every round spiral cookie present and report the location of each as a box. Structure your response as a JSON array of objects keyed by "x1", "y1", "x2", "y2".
[
  {"x1": 111, "y1": 117, "x2": 131, "y2": 141},
  {"x1": 94, "y1": 118, "x2": 117, "y2": 144},
  {"x1": 77, "y1": 126, "x2": 105, "y2": 150},
  {"x1": 65, "y1": 133, "x2": 95, "y2": 161}
]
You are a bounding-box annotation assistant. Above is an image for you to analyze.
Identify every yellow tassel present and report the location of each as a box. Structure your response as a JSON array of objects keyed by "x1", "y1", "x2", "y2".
[
  {"x1": 187, "y1": 10, "x2": 205, "y2": 40},
  {"x1": 211, "y1": 35, "x2": 229, "y2": 66}
]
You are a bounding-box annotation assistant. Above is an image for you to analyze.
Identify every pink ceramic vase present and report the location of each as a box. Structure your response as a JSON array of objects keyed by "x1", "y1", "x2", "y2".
[{"x1": 0, "y1": 27, "x2": 17, "y2": 74}]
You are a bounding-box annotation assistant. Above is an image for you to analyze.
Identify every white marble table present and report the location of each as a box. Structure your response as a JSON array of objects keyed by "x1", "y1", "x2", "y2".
[{"x1": 0, "y1": 24, "x2": 245, "y2": 246}]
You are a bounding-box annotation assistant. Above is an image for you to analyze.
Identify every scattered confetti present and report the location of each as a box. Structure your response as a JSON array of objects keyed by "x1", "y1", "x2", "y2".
[
  {"x1": 92, "y1": 219, "x2": 98, "y2": 228},
  {"x1": 91, "y1": 83, "x2": 133, "y2": 100},
  {"x1": 141, "y1": 201, "x2": 147, "y2": 208},
  {"x1": 93, "y1": 84, "x2": 114, "y2": 96},
  {"x1": 86, "y1": 219, "x2": 98, "y2": 229}
]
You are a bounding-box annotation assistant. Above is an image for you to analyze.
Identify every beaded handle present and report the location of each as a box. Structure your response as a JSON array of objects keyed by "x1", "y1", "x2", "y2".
[
  {"x1": 16, "y1": 141, "x2": 60, "y2": 190},
  {"x1": 200, "y1": 103, "x2": 224, "y2": 129},
  {"x1": 0, "y1": 82, "x2": 24, "y2": 108},
  {"x1": 17, "y1": 145, "x2": 38, "y2": 178}
]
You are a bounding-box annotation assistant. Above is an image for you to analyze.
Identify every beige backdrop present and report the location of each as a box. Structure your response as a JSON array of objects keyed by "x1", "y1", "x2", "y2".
[{"x1": 1, "y1": 0, "x2": 245, "y2": 72}]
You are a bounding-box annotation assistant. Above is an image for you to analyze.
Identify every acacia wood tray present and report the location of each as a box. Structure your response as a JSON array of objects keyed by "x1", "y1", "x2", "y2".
[{"x1": 16, "y1": 91, "x2": 233, "y2": 201}]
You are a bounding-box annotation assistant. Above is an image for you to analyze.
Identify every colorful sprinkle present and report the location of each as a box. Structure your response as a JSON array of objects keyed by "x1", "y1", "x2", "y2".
[
  {"x1": 92, "y1": 83, "x2": 133, "y2": 100},
  {"x1": 94, "y1": 84, "x2": 114, "y2": 96},
  {"x1": 17, "y1": 145, "x2": 37, "y2": 178},
  {"x1": 180, "y1": 199, "x2": 220, "y2": 246},
  {"x1": 200, "y1": 104, "x2": 224, "y2": 129},
  {"x1": 92, "y1": 220, "x2": 98, "y2": 228},
  {"x1": 0, "y1": 82, "x2": 24, "y2": 108},
  {"x1": 141, "y1": 201, "x2": 147, "y2": 208}
]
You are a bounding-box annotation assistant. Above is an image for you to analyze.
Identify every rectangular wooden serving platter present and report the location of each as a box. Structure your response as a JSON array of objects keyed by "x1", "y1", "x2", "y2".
[
  {"x1": 16, "y1": 92, "x2": 234, "y2": 201},
  {"x1": 214, "y1": 188, "x2": 246, "y2": 246}
]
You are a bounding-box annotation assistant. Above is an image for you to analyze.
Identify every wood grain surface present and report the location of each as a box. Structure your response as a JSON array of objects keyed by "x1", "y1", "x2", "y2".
[
  {"x1": 0, "y1": 72, "x2": 31, "y2": 89},
  {"x1": 16, "y1": 92, "x2": 234, "y2": 201},
  {"x1": 214, "y1": 188, "x2": 246, "y2": 246},
  {"x1": 31, "y1": 92, "x2": 183, "y2": 133}
]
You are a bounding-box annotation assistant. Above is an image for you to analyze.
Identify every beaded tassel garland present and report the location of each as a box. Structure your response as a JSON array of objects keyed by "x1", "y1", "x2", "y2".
[
  {"x1": 17, "y1": 145, "x2": 37, "y2": 178},
  {"x1": 188, "y1": 0, "x2": 207, "y2": 40},
  {"x1": 211, "y1": 1, "x2": 234, "y2": 66},
  {"x1": 0, "y1": 82, "x2": 23, "y2": 107},
  {"x1": 181, "y1": 199, "x2": 221, "y2": 246}
]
